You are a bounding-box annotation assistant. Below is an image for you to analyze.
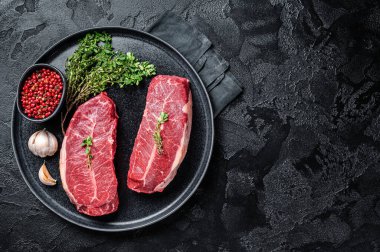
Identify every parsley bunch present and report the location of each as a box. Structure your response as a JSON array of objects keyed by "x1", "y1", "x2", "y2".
[{"x1": 62, "y1": 32, "x2": 156, "y2": 131}]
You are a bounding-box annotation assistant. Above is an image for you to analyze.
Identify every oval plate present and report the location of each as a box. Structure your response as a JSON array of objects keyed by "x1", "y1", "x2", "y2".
[{"x1": 11, "y1": 27, "x2": 214, "y2": 232}]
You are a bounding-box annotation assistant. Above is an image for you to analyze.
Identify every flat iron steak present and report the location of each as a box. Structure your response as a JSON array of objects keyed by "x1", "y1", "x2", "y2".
[
  {"x1": 128, "y1": 75, "x2": 193, "y2": 193},
  {"x1": 60, "y1": 92, "x2": 119, "y2": 216}
]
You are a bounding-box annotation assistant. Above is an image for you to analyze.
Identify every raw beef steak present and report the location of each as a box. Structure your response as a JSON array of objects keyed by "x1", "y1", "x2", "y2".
[
  {"x1": 60, "y1": 92, "x2": 119, "y2": 216},
  {"x1": 128, "y1": 75, "x2": 192, "y2": 193}
]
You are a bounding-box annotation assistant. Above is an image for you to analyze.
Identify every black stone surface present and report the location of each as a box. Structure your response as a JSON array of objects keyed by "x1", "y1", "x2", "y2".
[{"x1": 1, "y1": 0, "x2": 380, "y2": 251}]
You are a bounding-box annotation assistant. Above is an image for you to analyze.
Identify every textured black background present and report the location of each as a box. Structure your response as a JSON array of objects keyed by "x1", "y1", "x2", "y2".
[{"x1": 1, "y1": 0, "x2": 380, "y2": 251}]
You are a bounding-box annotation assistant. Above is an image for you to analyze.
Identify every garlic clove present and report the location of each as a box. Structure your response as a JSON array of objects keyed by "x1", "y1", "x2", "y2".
[
  {"x1": 47, "y1": 131, "x2": 58, "y2": 157},
  {"x1": 35, "y1": 130, "x2": 49, "y2": 146},
  {"x1": 39, "y1": 162, "x2": 57, "y2": 186},
  {"x1": 34, "y1": 130, "x2": 50, "y2": 158},
  {"x1": 28, "y1": 131, "x2": 39, "y2": 156}
]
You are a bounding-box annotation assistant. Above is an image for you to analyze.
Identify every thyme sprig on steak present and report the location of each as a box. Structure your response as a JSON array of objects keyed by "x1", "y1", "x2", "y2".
[
  {"x1": 153, "y1": 112, "x2": 169, "y2": 154},
  {"x1": 81, "y1": 136, "x2": 93, "y2": 168}
]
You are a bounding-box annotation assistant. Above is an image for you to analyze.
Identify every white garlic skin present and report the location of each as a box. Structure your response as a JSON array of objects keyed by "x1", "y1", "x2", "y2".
[
  {"x1": 28, "y1": 129, "x2": 58, "y2": 157},
  {"x1": 39, "y1": 162, "x2": 57, "y2": 186}
]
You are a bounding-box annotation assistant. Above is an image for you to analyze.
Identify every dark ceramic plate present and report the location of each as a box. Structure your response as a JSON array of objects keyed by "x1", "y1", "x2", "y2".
[{"x1": 11, "y1": 27, "x2": 214, "y2": 232}]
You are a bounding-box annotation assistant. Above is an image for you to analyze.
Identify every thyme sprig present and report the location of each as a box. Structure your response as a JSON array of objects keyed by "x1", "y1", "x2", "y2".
[
  {"x1": 153, "y1": 112, "x2": 169, "y2": 155},
  {"x1": 62, "y1": 32, "x2": 156, "y2": 132},
  {"x1": 81, "y1": 136, "x2": 93, "y2": 168}
]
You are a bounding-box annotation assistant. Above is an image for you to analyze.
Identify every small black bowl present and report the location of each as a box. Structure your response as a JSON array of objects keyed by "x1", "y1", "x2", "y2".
[{"x1": 17, "y1": 63, "x2": 67, "y2": 123}]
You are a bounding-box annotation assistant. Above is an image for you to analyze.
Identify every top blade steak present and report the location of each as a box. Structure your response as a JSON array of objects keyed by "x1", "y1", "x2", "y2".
[
  {"x1": 128, "y1": 75, "x2": 192, "y2": 193},
  {"x1": 60, "y1": 92, "x2": 119, "y2": 216}
]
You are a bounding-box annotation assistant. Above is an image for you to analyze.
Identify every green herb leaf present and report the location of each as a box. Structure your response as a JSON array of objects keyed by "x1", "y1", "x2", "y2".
[
  {"x1": 82, "y1": 136, "x2": 93, "y2": 147},
  {"x1": 157, "y1": 112, "x2": 169, "y2": 124}
]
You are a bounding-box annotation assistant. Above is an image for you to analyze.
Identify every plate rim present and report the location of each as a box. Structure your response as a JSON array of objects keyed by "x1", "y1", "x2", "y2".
[{"x1": 11, "y1": 26, "x2": 214, "y2": 232}]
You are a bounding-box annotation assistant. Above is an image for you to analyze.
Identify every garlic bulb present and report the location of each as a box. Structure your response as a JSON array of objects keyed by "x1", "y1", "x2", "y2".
[
  {"x1": 28, "y1": 129, "x2": 58, "y2": 157},
  {"x1": 39, "y1": 162, "x2": 57, "y2": 186}
]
